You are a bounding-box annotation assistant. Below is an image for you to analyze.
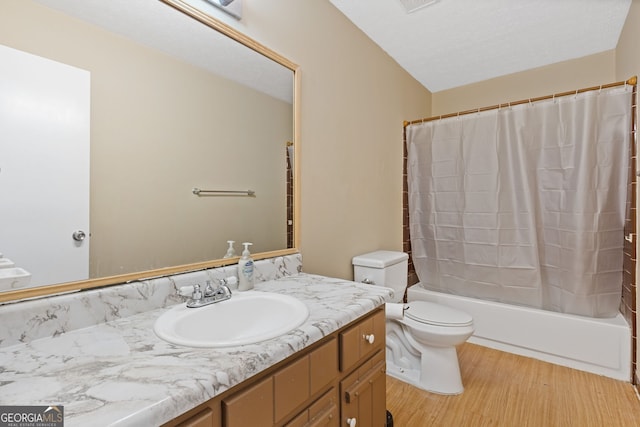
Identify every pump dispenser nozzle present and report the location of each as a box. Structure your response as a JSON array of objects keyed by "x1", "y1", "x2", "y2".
[
  {"x1": 241, "y1": 242, "x2": 252, "y2": 255},
  {"x1": 223, "y1": 240, "x2": 236, "y2": 258},
  {"x1": 237, "y1": 242, "x2": 254, "y2": 291}
]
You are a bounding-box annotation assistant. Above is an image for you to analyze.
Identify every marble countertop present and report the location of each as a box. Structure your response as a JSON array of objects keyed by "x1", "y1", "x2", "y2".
[{"x1": 0, "y1": 273, "x2": 392, "y2": 426}]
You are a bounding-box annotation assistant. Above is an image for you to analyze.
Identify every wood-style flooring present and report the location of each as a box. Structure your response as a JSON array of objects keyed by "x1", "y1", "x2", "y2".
[{"x1": 386, "y1": 343, "x2": 640, "y2": 426}]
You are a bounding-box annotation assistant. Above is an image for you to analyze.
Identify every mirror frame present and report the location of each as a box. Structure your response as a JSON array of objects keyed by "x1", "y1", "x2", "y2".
[{"x1": 0, "y1": 0, "x2": 300, "y2": 304}]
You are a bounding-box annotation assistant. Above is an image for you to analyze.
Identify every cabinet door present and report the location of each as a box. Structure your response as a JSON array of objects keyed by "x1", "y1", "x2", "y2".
[
  {"x1": 223, "y1": 376, "x2": 274, "y2": 427},
  {"x1": 340, "y1": 354, "x2": 386, "y2": 427},
  {"x1": 371, "y1": 365, "x2": 386, "y2": 426}
]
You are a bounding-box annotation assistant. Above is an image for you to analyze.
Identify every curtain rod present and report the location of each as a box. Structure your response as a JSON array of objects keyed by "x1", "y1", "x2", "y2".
[{"x1": 404, "y1": 76, "x2": 638, "y2": 127}]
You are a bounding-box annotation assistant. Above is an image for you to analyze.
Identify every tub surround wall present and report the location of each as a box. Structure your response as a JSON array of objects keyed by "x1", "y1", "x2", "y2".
[
  {"x1": 616, "y1": 0, "x2": 640, "y2": 388},
  {"x1": 0, "y1": 254, "x2": 392, "y2": 426},
  {"x1": 621, "y1": 108, "x2": 638, "y2": 380}
]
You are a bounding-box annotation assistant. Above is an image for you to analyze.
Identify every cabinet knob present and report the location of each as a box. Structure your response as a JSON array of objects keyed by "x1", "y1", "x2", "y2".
[
  {"x1": 363, "y1": 334, "x2": 375, "y2": 344},
  {"x1": 346, "y1": 417, "x2": 357, "y2": 427}
]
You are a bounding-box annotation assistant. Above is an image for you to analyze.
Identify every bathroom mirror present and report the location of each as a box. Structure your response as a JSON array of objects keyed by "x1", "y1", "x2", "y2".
[{"x1": 0, "y1": 0, "x2": 299, "y2": 302}]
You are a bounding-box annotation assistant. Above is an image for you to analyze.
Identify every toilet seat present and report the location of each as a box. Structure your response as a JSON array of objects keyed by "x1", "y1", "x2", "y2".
[{"x1": 405, "y1": 301, "x2": 473, "y2": 327}]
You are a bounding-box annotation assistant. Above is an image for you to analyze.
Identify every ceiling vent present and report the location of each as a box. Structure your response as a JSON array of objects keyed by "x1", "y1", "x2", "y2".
[{"x1": 397, "y1": 0, "x2": 440, "y2": 13}]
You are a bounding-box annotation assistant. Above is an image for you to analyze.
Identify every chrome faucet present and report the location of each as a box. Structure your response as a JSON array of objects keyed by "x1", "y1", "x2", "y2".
[{"x1": 186, "y1": 279, "x2": 233, "y2": 308}]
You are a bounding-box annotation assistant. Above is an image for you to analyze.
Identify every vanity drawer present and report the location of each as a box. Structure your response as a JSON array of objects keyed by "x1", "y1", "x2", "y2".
[
  {"x1": 284, "y1": 388, "x2": 338, "y2": 427},
  {"x1": 307, "y1": 388, "x2": 338, "y2": 427},
  {"x1": 339, "y1": 308, "x2": 385, "y2": 372},
  {"x1": 223, "y1": 376, "x2": 274, "y2": 427}
]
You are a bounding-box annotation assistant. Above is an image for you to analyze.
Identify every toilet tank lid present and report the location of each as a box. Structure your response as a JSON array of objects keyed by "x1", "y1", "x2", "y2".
[{"x1": 352, "y1": 251, "x2": 408, "y2": 268}]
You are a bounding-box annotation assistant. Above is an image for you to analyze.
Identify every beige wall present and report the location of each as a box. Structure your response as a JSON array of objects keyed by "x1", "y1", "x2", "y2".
[
  {"x1": 219, "y1": 0, "x2": 432, "y2": 279},
  {"x1": 432, "y1": 50, "x2": 616, "y2": 116},
  {"x1": 1, "y1": 0, "x2": 291, "y2": 278},
  {"x1": 616, "y1": 0, "x2": 640, "y2": 80}
]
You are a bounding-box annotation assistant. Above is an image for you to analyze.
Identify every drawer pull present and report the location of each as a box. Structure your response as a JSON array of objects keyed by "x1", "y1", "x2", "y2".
[
  {"x1": 346, "y1": 417, "x2": 357, "y2": 427},
  {"x1": 363, "y1": 334, "x2": 375, "y2": 344}
]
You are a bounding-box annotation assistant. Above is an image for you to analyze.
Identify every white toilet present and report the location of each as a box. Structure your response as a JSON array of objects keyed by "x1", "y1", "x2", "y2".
[{"x1": 352, "y1": 250, "x2": 474, "y2": 395}]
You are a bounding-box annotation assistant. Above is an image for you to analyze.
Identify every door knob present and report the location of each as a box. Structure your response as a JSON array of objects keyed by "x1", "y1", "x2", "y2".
[{"x1": 72, "y1": 230, "x2": 86, "y2": 242}]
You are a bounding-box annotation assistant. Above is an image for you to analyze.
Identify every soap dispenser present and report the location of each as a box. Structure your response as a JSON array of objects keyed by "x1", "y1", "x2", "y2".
[
  {"x1": 237, "y1": 242, "x2": 254, "y2": 291},
  {"x1": 223, "y1": 240, "x2": 236, "y2": 258}
]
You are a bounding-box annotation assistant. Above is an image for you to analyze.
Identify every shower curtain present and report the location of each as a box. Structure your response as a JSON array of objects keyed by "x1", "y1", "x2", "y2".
[{"x1": 406, "y1": 85, "x2": 632, "y2": 318}]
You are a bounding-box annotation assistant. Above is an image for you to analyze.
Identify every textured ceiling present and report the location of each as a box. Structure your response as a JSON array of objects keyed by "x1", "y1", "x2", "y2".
[{"x1": 329, "y1": 0, "x2": 632, "y2": 93}]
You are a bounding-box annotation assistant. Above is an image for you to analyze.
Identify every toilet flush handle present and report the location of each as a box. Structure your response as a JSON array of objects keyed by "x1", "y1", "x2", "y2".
[
  {"x1": 346, "y1": 418, "x2": 357, "y2": 427},
  {"x1": 363, "y1": 334, "x2": 375, "y2": 344}
]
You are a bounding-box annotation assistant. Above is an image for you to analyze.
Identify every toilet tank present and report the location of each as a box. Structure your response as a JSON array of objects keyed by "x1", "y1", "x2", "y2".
[{"x1": 352, "y1": 251, "x2": 408, "y2": 303}]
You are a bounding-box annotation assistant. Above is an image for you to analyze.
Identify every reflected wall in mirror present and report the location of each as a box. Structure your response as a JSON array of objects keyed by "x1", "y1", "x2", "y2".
[{"x1": 0, "y1": 0, "x2": 299, "y2": 301}]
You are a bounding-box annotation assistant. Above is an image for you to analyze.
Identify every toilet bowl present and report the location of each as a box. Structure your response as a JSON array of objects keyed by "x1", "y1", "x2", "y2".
[{"x1": 353, "y1": 251, "x2": 474, "y2": 395}]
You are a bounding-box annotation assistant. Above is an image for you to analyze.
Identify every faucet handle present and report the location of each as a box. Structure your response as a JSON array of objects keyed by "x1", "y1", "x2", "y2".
[
  {"x1": 204, "y1": 280, "x2": 215, "y2": 295},
  {"x1": 192, "y1": 284, "x2": 203, "y2": 301},
  {"x1": 178, "y1": 284, "x2": 200, "y2": 297},
  {"x1": 219, "y1": 283, "x2": 232, "y2": 297},
  {"x1": 220, "y1": 276, "x2": 238, "y2": 289}
]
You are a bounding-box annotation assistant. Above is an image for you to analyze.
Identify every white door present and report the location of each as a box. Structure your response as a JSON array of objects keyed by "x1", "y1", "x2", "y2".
[{"x1": 0, "y1": 44, "x2": 90, "y2": 288}]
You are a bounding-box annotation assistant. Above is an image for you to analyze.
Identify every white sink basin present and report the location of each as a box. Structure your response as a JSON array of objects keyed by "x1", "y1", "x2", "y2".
[{"x1": 154, "y1": 291, "x2": 309, "y2": 348}]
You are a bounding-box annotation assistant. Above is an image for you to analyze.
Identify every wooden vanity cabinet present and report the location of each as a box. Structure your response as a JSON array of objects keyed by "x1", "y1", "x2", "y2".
[{"x1": 163, "y1": 307, "x2": 385, "y2": 427}]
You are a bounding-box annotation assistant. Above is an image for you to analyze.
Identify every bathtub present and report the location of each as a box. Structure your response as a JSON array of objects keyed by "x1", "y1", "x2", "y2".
[{"x1": 407, "y1": 285, "x2": 632, "y2": 381}]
